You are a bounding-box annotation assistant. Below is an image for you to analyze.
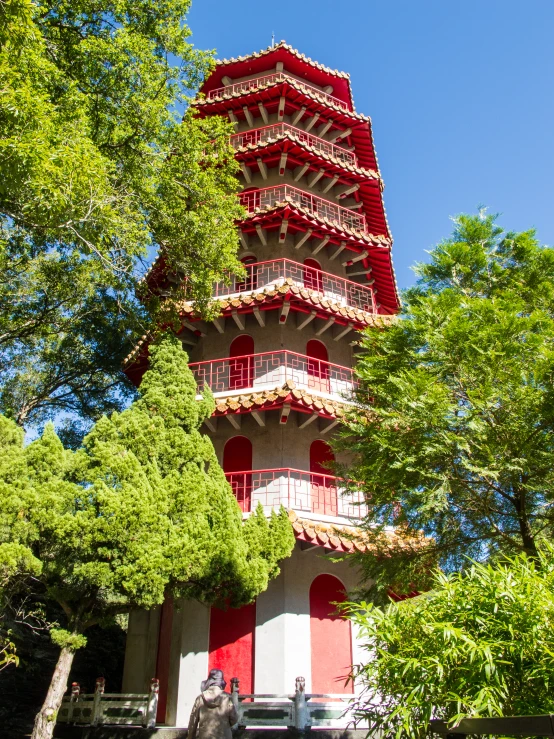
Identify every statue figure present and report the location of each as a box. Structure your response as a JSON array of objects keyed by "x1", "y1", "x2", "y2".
[{"x1": 188, "y1": 669, "x2": 238, "y2": 739}]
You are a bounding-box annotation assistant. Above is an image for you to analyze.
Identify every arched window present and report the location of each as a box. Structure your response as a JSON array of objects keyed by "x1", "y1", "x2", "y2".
[
  {"x1": 229, "y1": 335, "x2": 254, "y2": 391},
  {"x1": 310, "y1": 574, "x2": 352, "y2": 694},
  {"x1": 303, "y1": 258, "x2": 323, "y2": 294},
  {"x1": 236, "y1": 255, "x2": 258, "y2": 293},
  {"x1": 224, "y1": 436, "x2": 252, "y2": 512},
  {"x1": 309, "y1": 440, "x2": 337, "y2": 515},
  {"x1": 306, "y1": 339, "x2": 330, "y2": 393}
]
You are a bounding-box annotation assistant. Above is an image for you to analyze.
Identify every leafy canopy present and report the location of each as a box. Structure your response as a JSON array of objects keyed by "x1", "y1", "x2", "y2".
[
  {"x1": 338, "y1": 212, "x2": 554, "y2": 597},
  {"x1": 347, "y1": 548, "x2": 554, "y2": 738},
  {"x1": 0, "y1": 336, "x2": 294, "y2": 636},
  {"x1": 0, "y1": 0, "x2": 243, "y2": 434}
]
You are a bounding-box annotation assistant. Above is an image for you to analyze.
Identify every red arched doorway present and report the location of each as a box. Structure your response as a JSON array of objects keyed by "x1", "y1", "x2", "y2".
[
  {"x1": 310, "y1": 440, "x2": 336, "y2": 515},
  {"x1": 306, "y1": 339, "x2": 330, "y2": 393},
  {"x1": 310, "y1": 574, "x2": 352, "y2": 694},
  {"x1": 224, "y1": 436, "x2": 253, "y2": 512},
  {"x1": 229, "y1": 335, "x2": 254, "y2": 391},
  {"x1": 237, "y1": 255, "x2": 258, "y2": 293},
  {"x1": 303, "y1": 258, "x2": 323, "y2": 294},
  {"x1": 209, "y1": 601, "x2": 256, "y2": 697}
]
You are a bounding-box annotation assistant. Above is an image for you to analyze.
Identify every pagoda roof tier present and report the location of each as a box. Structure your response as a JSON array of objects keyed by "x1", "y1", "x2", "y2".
[
  {"x1": 231, "y1": 123, "x2": 368, "y2": 172},
  {"x1": 288, "y1": 510, "x2": 428, "y2": 556},
  {"x1": 194, "y1": 77, "x2": 379, "y2": 171},
  {"x1": 201, "y1": 42, "x2": 354, "y2": 111},
  {"x1": 237, "y1": 150, "x2": 386, "y2": 241},
  {"x1": 239, "y1": 186, "x2": 389, "y2": 245},
  {"x1": 211, "y1": 381, "x2": 347, "y2": 421},
  {"x1": 180, "y1": 279, "x2": 397, "y2": 326},
  {"x1": 239, "y1": 210, "x2": 399, "y2": 312},
  {"x1": 289, "y1": 510, "x2": 369, "y2": 553}
]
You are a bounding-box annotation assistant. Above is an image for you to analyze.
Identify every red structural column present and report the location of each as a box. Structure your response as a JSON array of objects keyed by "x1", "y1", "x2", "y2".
[{"x1": 155, "y1": 598, "x2": 174, "y2": 722}]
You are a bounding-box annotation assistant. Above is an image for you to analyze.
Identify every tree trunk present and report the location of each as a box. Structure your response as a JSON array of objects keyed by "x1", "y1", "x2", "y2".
[{"x1": 31, "y1": 644, "x2": 76, "y2": 739}]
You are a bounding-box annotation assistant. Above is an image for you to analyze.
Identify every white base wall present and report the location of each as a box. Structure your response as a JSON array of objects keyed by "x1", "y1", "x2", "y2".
[{"x1": 122, "y1": 542, "x2": 367, "y2": 727}]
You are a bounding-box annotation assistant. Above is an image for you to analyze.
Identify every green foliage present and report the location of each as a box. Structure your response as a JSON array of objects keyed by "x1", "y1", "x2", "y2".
[
  {"x1": 50, "y1": 629, "x2": 87, "y2": 651},
  {"x1": 347, "y1": 548, "x2": 554, "y2": 738},
  {"x1": 0, "y1": 0, "x2": 243, "y2": 433},
  {"x1": 0, "y1": 335, "x2": 294, "y2": 734},
  {"x1": 338, "y1": 212, "x2": 554, "y2": 598},
  {"x1": 0, "y1": 336, "x2": 294, "y2": 629}
]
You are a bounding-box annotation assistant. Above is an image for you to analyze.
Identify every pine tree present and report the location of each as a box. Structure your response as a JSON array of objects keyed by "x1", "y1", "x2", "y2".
[{"x1": 0, "y1": 336, "x2": 295, "y2": 739}]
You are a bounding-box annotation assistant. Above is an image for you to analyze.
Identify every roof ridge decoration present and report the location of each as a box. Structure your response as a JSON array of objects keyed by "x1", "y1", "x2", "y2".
[{"x1": 216, "y1": 41, "x2": 351, "y2": 81}]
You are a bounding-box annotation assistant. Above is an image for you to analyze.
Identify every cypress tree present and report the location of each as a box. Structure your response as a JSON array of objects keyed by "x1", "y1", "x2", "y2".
[{"x1": 0, "y1": 335, "x2": 295, "y2": 739}]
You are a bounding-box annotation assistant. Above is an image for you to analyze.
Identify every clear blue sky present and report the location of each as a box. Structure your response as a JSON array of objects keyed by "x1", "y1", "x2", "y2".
[{"x1": 187, "y1": 0, "x2": 554, "y2": 290}]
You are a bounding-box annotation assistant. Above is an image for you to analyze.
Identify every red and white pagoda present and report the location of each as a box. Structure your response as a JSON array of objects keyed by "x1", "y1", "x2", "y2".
[{"x1": 122, "y1": 42, "x2": 399, "y2": 727}]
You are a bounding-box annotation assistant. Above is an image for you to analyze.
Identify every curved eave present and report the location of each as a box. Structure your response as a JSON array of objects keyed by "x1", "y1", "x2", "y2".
[
  {"x1": 289, "y1": 510, "x2": 369, "y2": 553},
  {"x1": 195, "y1": 78, "x2": 368, "y2": 129},
  {"x1": 213, "y1": 383, "x2": 346, "y2": 421},
  {"x1": 206, "y1": 284, "x2": 393, "y2": 324},
  {"x1": 239, "y1": 201, "x2": 389, "y2": 247},
  {"x1": 234, "y1": 136, "x2": 380, "y2": 183}
]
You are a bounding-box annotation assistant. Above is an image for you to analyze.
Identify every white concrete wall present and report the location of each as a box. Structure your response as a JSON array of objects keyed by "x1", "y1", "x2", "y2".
[
  {"x1": 121, "y1": 541, "x2": 367, "y2": 727},
  {"x1": 122, "y1": 607, "x2": 161, "y2": 694},
  {"x1": 254, "y1": 542, "x2": 362, "y2": 695},
  {"x1": 171, "y1": 600, "x2": 211, "y2": 727}
]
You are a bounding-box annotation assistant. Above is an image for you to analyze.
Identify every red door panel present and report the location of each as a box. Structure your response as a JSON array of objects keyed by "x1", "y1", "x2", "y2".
[
  {"x1": 310, "y1": 440, "x2": 336, "y2": 515},
  {"x1": 224, "y1": 436, "x2": 253, "y2": 512},
  {"x1": 229, "y1": 335, "x2": 254, "y2": 391},
  {"x1": 310, "y1": 575, "x2": 352, "y2": 694},
  {"x1": 209, "y1": 602, "x2": 256, "y2": 695}
]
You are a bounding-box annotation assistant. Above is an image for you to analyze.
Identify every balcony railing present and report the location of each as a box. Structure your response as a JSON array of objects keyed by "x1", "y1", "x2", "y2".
[
  {"x1": 207, "y1": 72, "x2": 349, "y2": 111},
  {"x1": 190, "y1": 350, "x2": 357, "y2": 399},
  {"x1": 225, "y1": 468, "x2": 366, "y2": 519},
  {"x1": 213, "y1": 258, "x2": 375, "y2": 313},
  {"x1": 231, "y1": 123, "x2": 356, "y2": 166},
  {"x1": 240, "y1": 185, "x2": 366, "y2": 234}
]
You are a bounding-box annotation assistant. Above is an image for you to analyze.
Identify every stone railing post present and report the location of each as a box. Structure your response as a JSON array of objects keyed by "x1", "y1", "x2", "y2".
[
  {"x1": 230, "y1": 676, "x2": 240, "y2": 728},
  {"x1": 67, "y1": 682, "x2": 80, "y2": 722},
  {"x1": 91, "y1": 677, "x2": 105, "y2": 726},
  {"x1": 145, "y1": 678, "x2": 159, "y2": 728},
  {"x1": 294, "y1": 676, "x2": 309, "y2": 732}
]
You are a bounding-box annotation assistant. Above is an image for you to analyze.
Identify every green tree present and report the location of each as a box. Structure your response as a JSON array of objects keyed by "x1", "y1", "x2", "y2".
[
  {"x1": 0, "y1": 336, "x2": 294, "y2": 739},
  {"x1": 0, "y1": 0, "x2": 243, "y2": 435},
  {"x1": 338, "y1": 212, "x2": 554, "y2": 598},
  {"x1": 347, "y1": 549, "x2": 554, "y2": 738}
]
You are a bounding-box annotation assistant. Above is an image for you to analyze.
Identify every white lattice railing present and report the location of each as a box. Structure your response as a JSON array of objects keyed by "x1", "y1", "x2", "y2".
[
  {"x1": 240, "y1": 185, "x2": 366, "y2": 234},
  {"x1": 190, "y1": 350, "x2": 357, "y2": 399},
  {"x1": 212, "y1": 258, "x2": 374, "y2": 313},
  {"x1": 225, "y1": 468, "x2": 366, "y2": 519},
  {"x1": 231, "y1": 123, "x2": 356, "y2": 166},
  {"x1": 207, "y1": 72, "x2": 350, "y2": 111}
]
